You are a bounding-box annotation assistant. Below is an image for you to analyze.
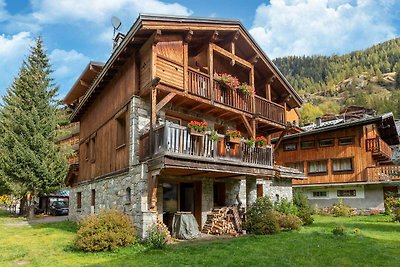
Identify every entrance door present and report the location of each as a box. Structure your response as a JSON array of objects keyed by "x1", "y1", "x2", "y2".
[{"x1": 180, "y1": 182, "x2": 202, "y2": 226}]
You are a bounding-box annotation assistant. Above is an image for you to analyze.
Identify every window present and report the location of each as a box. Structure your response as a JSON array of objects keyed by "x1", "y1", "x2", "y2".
[
  {"x1": 319, "y1": 139, "x2": 334, "y2": 147},
  {"x1": 287, "y1": 162, "x2": 304, "y2": 173},
  {"x1": 332, "y1": 158, "x2": 353, "y2": 173},
  {"x1": 313, "y1": 191, "x2": 327, "y2": 197},
  {"x1": 116, "y1": 111, "x2": 127, "y2": 148},
  {"x1": 126, "y1": 187, "x2": 132, "y2": 203},
  {"x1": 301, "y1": 141, "x2": 315, "y2": 149},
  {"x1": 337, "y1": 189, "x2": 356, "y2": 197},
  {"x1": 91, "y1": 189, "x2": 95, "y2": 206},
  {"x1": 77, "y1": 192, "x2": 82, "y2": 209},
  {"x1": 89, "y1": 135, "x2": 96, "y2": 163},
  {"x1": 308, "y1": 160, "x2": 328, "y2": 175},
  {"x1": 339, "y1": 136, "x2": 354, "y2": 145},
  {"x1": 284, "y1": 143, "x2": 297, "y2": 151}
]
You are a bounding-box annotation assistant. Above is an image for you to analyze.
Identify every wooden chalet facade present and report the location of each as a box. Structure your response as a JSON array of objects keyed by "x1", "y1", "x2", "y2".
[
  {"x1": 274, "y1": 111, "x2": 400, "y2": 211},
  {"x1": 64, "y1": 14, "x2": 303, "y2": 238}
]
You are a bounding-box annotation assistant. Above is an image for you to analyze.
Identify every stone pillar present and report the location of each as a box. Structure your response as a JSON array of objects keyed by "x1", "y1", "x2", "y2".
[
  {"x1": 263, "y1": 178, "x2": 293, "y2": 202},
  {"x1": 226, "y1": 178, "x2": 246, "y2": 210},
  {"x1": 201, "y1": 179, "x2": 214, "y2": 228},
  {"x1": 246, "y1": 177, "x2": 257, "y2": 208}
]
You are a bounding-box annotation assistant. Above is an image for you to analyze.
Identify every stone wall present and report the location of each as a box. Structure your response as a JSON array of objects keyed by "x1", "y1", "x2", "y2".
[
  {"x1": 201, "y1": 179, "x2": 214, "y2": 227},
  {"x1": 261, "y1": 178, "x2": 293, "y2": 202},
  {"x1": 225, "y1": 178, "x2": 247, "y2": 210}
]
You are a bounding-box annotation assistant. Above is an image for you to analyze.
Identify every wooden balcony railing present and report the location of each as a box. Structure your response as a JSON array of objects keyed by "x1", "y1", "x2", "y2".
[
  {"x1": 214, "y1": 82, "x2": 253, "y2": 113},
  {"x1": 139, "y1": 123, "x2": 273, "y2": 167},
  {"x1": 255, "y1": 95, "x2": 285, "y2": 125},
  {"x1": 365, "y1": 165, "x2": 400, "y2": 182},
  {"x1": 188, "y1": 67, "x2": 211, "y2": 99},
  {"x1": 366, "y1": 137, "x2": 392, "y2": 160}
]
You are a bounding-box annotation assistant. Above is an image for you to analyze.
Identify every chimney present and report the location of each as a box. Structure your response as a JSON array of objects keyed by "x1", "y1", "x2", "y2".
[
  {"x1": 316, "y1": 117, "x2": 322, "y2": 126},
  {"x1": 113, "y1": 32, "x2": 125, "y2": 51}
]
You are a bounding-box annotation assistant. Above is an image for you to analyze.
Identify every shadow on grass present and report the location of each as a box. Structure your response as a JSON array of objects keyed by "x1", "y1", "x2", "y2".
[
  {"x1": 30, "y1": 221, "x2": 78, "y2": 233},
  {"x1": 312, "y1": 220, "x2": 400, "y2": 233}
]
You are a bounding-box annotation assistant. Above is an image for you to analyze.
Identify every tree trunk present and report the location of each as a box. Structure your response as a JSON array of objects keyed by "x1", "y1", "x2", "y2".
[
  {"x1": 19, "y1": 195, "x2": 27, "y2": 216},
  {"x1": 27, "y1": 193, "x2": 35, "y2": 219}
]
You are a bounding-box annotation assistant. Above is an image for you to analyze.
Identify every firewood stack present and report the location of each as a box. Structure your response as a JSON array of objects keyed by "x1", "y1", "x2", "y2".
[
  {"x1": 202, "y1": 207, "x2": 242, "y2": 236},
  {"x1": 156, "y1": 218, "x2": 173, "y2": 243}
]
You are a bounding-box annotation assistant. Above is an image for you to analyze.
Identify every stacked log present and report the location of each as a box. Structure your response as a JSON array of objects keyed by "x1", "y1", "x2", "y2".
[
  {"x1": 156, "y1": 218, "x2": 173, "y2": 243},
  {"x1": 201, "y1": 207, "x2": 242, "y2": 236}
]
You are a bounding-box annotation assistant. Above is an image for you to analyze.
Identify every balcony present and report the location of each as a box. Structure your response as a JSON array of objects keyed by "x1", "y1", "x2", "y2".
[
  {"x1": 364, "y1": 165, "x2": 400, "y2": 182},
  {"x1": 366, "y1": 137, "x2": 392, "y2": 161},
  {"x1": 139, "y1": 123, "x2": 273, "y2": 168}
]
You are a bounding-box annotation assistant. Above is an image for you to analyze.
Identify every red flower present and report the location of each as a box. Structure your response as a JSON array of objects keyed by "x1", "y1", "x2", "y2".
[{"x1": 188, "y1": 121, "x2": 208, "y2": 132}]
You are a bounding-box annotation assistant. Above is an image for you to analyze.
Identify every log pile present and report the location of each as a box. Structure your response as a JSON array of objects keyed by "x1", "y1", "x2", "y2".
[
  {"x1": 201, "y1": 207, "x2": 242, "y2": 236},
  {"x1": 156, "y1": 218, "x2": 173, "y2": 244}
]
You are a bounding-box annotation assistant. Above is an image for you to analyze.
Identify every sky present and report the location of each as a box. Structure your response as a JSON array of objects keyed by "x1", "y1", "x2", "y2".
[{"x1": 0, "y1": 0, "x2": 399, "y2": 99}]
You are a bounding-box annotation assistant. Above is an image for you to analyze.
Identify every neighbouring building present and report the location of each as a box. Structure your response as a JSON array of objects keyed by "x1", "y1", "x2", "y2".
[
  {"x1": 274, "y1": 108, "x2": 400, "y2": 211},
  {"x1": 64, "y1": 14, "x2": 304, "y2": 238}
]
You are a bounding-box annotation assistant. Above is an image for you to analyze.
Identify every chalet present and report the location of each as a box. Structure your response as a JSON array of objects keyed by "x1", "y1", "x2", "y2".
[
  {"x1": 274, "y1": 109, "x2": 400, "y2": 211},
  {"x1": 64, "y1": 14, "x2": 304, "y2": 238}
]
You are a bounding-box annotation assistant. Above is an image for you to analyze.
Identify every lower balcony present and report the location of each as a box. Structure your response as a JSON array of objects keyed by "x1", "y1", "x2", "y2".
[
  {"x1": 366, "y1": 137, "x2": 392, "y2": 161},
  {"x1": 139, "y1": 123, "x2": 274, "y2": 174},
  {"x1": 364, "y1": 165, "x2": 400, "y2": 182}
]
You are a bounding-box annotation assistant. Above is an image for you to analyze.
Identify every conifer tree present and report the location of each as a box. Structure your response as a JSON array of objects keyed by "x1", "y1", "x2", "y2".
[{"x1": 0, "y1": 37, "x2": 68, "y2": 217}]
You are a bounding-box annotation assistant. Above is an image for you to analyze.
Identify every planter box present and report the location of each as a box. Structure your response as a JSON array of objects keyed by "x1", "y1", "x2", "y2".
[
  {"x1": 226, "y1": 136, "x2": 241, "y2": 144},
  {"x1": 189, "y1": 128, "x2": 205, "y2": 137},
  {"x1": 256, "y1": 144, "x2": 269, "y2": 149}
]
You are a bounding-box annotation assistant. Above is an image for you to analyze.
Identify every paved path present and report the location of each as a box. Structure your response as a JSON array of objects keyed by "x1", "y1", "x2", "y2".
[{"x1": 5, "y1": 215, "x2": 69, "y2": 226}]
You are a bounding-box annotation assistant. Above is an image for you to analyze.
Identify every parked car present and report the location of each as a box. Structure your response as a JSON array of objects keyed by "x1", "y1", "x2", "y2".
[{"x1": 49, "y1": 201, "x2": 69, "y2": 216}]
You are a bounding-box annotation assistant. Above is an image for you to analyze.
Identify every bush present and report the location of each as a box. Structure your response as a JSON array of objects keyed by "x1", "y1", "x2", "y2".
[
  {"x1": 332, "y1": 224, "x2": 346, "y2": 236},
  {"x1": 331, "y1": 199, "x2": 351, "y2": 217},
  {"x1": 393, "y1": 207, "x2": 400, "y2": 222},
  {"x1": 74, "y1": 210, "x2": 136, "y2": 252},
  {"x1": 244, "y1": 197, "x2": 280, "y2": 235},
  {"x1": 146, "y1": 222, "x2": 171, "y2": 249},
  {"x1": 274, "y1": 198, "x2": 298, "y2": 215},
  {"x1": 384, "y1": 196, "x2": 399, "y2": 215},
  {"x1": 293, "y1": 193, "x2": 314, "y2": 225},
  {"x1": 277, "y1": 213, "x2": 302, "y2": 230}
]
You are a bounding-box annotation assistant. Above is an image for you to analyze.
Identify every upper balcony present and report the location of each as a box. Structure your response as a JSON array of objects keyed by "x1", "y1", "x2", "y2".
[
  {"x1": 366, "y1": 137, "x2": 392, "y2": 162},
  {"x1": 139, "y1": 40, "x2": 288, "y2": 133}
]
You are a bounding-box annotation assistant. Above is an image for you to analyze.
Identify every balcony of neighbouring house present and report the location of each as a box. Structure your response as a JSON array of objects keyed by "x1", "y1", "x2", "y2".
[
  {"x1": 366, "y1": 137, "x2": 392, "y2": 161},
  {"x1": 364, "y1": 165, "x2": 400, "y2": 182},
  {"x1": 139, "y1": 122, "x2": 274, "y2": 174}
]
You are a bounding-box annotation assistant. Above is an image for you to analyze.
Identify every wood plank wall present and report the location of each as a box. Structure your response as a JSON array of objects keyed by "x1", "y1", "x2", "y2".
[
  {"x1": 275, "y1": 125, "x2": 378, "y2": 185},
  {"x1": 78, "y1": 54, "x2": 136, "y2": 183}
]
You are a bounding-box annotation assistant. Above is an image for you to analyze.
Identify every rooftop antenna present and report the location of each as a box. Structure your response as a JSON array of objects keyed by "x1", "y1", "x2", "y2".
[{"x1": 111, "y1": 16, "x2": 123, "y2": 50}]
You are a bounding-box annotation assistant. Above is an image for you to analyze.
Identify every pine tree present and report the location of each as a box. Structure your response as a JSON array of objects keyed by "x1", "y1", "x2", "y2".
[{"x1": 0, "y1": 37, "x2": 68, "y2": 217}]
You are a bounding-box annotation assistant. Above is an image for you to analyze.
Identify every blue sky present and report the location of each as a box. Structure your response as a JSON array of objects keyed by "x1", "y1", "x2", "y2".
[{"x1": 0, "y1": 0, "x2": 399, "y2": 98}]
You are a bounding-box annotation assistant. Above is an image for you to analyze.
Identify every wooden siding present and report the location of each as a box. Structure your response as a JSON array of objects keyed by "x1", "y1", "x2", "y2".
[
  {"x1": 275, "y1": 125, "x2": 377, "y2": 185},
  {"x1": 78, "y1": 54, "x2": 135, "y2": 183}
]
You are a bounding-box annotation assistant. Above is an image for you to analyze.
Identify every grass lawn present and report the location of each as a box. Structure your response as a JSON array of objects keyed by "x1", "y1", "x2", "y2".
[{"x1": 0, "y1": 209, "x2": 399, "y2": 267}]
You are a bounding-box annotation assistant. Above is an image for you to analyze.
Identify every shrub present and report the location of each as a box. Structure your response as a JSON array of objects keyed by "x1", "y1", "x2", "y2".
[
  {"x1": 384, "y1": 196, "x2": 399, "y2": 215},
  {"x1": 331, "y1": 199, "x2": 351, "y2": 217},
  {"x1": 332, "y1": 224, "x2": 346, "y2": 236},
  {"x1": 74, "y1": 210, "x2": 136, "y2": 252},
  {"x1": 277, "y1": 213, "x2": 302, "y2": 230},
  {"x1": 311, "y1": 204, "x2": 319, "y2": 215},
  {"x1": 274, "y1": 198, "x2": 298, "y2": 215},
  {"x1": 146, "y1": 222, "x2": 171, "y2": 249},
  {"x1": 244, "y1": 197, "x2": 280, "y2": 235},
  {"x1": 293, "y1": 193, "x2": 314, "y2": 225},
  {"x1": 393, "y1": 207, "x2": 400, "y2": 222}
]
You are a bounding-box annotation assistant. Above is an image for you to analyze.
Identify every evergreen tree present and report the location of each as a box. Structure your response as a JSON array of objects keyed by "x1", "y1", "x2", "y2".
[
  {"x1": 0, "y1": 37, "x2": 68, "y2": 217},
  {"x1": 396, "y1": 69, "x2": 400, "y2": 88}
]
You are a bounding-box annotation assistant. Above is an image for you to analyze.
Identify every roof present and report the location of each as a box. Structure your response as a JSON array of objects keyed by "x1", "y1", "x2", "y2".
[
  {"x1": 272, "y1": 113, "x2": 400, "y2": 146},
  {"x1": 275, "y1": 165, "x2": 306, "y2": 179},
  {"x1": 68, "y1": 14, "x2": 303, "y2": 122}
]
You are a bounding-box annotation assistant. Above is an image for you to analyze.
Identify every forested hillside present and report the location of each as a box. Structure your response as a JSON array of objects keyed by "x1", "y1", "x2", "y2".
[{"x1": 273, "y1": 38, "x2": 400, "y2": 124}]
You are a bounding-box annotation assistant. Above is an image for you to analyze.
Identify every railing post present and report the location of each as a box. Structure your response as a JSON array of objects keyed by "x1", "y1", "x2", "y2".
[{"x1": 208, "y1": 43, "x2": 214, "y2": 103}]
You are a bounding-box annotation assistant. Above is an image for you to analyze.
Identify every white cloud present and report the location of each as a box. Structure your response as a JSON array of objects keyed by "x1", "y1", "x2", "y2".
[
  {"x1": 49, "y1": 49, "x2": 90, "y2": 97},
  {"x1": 0, "y1": 32, "x2": 34, "y2": 92},
  {"x1": 250, "y1": 0, "x2": 398, "y2": 58},
  {"x1": 0, "y1": 0, "x2": 8, "y2": 22},
  {"x1": 31, "y1": 0, "x2": 192, "y2": 24}
]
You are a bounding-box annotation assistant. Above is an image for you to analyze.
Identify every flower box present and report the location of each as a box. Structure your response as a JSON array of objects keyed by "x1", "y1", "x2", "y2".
[
  {"x1": 189, "y1": 128, "x2": 205, "y2": 137},
  {"x1": 256, "y1": 144, "x2": 269, "y2": 149},
  {"x1": 226, "y1": 136, "x2": 241, "y2": 144}
]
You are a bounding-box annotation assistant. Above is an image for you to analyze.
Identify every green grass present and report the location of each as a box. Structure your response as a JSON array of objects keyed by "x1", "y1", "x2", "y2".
[{"x1": 0, "y1": 209, "x2": 400, "y2": 267}]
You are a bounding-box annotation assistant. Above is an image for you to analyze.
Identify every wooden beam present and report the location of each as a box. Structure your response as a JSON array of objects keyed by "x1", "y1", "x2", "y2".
[
  {"x1": 211, "y1": 43, "x2": 252, "y2": 69},
  {"x1": 273, "y1": 124, "x2": 292, "y2": 153},
  {"x1": 148, "y1": 174, "x2": 159, "y2": 211},
  {"x1": 208, "y1": 43, "x2": 214, "y2": 102},
  {"x1": 266, "y1": 81, "x2": 271, "y2": 101},
  {"x1": 241, "y1": 114, "x2": 254, "y2": 138},
  {"x1": 190, "y1": 103, "x2": 204, "y2": 111},
  {"x1": 248, "y1": 54, "x2": 260, "y2": 65},
  {"x1": 150, "y1": 85, "x2": 157, "y2": 128},
  {"x1": 156, "y1": 92, "x2": 176, "y2": 112},
  {"x1": 204, "y1": 107, "x2": 217, "y2": 115},
  {"x1": 211, "y1": 30, "x2": 219, "y2": 43},
  {"x1": 184, "y1": 30, "x2": 194, "y2": 43},
  {"x1": 230, "y1": 31, "x2": 240, "y2": 66},
  {"x1": 79, "y1": 79, "x2": 89, "y2": 88},
  {"x1": 183, "y1": 42, "x2": 188, "y2": 92}
]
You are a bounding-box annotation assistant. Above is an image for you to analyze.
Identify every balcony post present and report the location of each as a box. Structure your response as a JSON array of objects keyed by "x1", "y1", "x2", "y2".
[{"x1": 208, "y1": 43, "x2": 214, "y2": 103}]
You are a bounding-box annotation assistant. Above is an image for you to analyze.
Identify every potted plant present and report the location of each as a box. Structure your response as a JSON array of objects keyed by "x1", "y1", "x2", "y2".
[
  {"x1": 210, "y1": 130, "x2": 220, "y2": 142},
  {"x1": 255, "y1": 136, "x2": 269, "y2": 148},
  {"x1": 225, "y1": 129, "x2": 242, "y2": 144},
  {"x1": 214, "y1": 73, "x2": 240, "y2": 90},
  {"x1": 238, "y1": 83, "x2": 254, "y2": 95},
  {"x1": 244, "y1": 138, "x2": 255, "y2": 147},
  {"x1": 187, "y1": 121, "x2": 208, "y2": 137}
]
